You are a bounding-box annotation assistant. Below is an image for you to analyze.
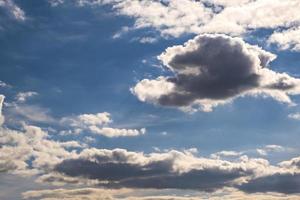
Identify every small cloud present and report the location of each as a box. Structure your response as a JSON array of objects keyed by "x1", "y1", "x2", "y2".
[
  {"x1": 288, "y1": 112, "x2": 300, "y2": 120},
  {"x1": 133, "y1": 36, "x2": 158, "y2": 44},
  {"x1": 161, "y1": 131, "x2": 168, "y2": 136},
  {"x1": 112, "y1": 26, "x2": 131, "y2": 39},
  {"x1": 256, "y1": 145, "x2": 285, "y2": 156},
  {"x1": 0, "y1": 80, "x2": 11, "y2": 88},
  {"x1": 210, "y1": 150, "x2": 243, "y2": 159},
  {"x1": 15, "y1": 91, "x2": 38, "y2": 103},
  {"x1": 61, "y1": 112, "x2": 146, "y2": 138}
]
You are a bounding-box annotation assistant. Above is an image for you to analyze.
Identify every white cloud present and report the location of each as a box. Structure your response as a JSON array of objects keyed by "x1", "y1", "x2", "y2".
[
  {"x1": 50, "y1": 0, "x2": 300, "y2": 52},
  {"x1": 15, "y1": 91, "x2": 38, "y2": 103},
  {"x1": 138, "y1": 37, "x2": 158, "y2": 44},
  {"x1": 61, "y1": 112, "x2": 146, "y2": 137},
  {"x1": 88, "y1": 126, "x2": 146, "y2": 137},
  {"x1": 79, "y1": 0, "x2": 213, "y2": 38},
  {"x1": 0, "y1": 80, "x2": 11, "y2": 88},
  {"x1": 75, "y1": 0, "x2": 300, "y2": 40},
  {"x1": 0, "y1": 95, "x2": 4, "y2": 126},
  {"x1": 211, "y1": 151, "x2": 243, "y2": 159},
  {"x1": 205, "y1": 0, "x2": 254, "y2": 7},
  {"x1": 256, "y1": 145, "x2": 285, "y2": 156},
  {"x1": 0, "y1": 0, "x2": 25, "y2": 21},
  {"x1": 288, "y1": 113, "x2": 300, "y2": 120},
  {"x1": 268, "y1": 27, "x2": 300, "y2": 52},
  {"x1": 200, "y1": 0, "x2": 300, "y2": 35},
  {"x1": 7, "y1": 103, "x2": 55, "y2": 123}
]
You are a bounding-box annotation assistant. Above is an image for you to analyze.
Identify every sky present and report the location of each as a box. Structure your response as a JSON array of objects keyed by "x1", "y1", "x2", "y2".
[{"x1": 0, "y1": 0, "x2": 300, "y2": 199}]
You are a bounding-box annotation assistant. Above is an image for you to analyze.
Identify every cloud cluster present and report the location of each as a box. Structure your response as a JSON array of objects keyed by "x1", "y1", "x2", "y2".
[
  {"x1": 60, "y1": 112, "x2": 146, "y2": 137},
  {"x1": 4, "y1": 0, "x2": 300, "y2": 51},
  {"x1": 132, "y1": 34, "x2": 300, "y2": 112},
  {"x1": 77, "y1": 0, "x2": 300, "y2": 38},
  {"x1": 0, "y1": 123, "x2": 80, "y2": 175},
  {"x1": 200, "y1": 0, "x2": 300, "y2": 35},
  {"x1": 0, "y1": 97, "x2": 79, "y2": 174},
  {"x1": 0, "y1": 96, "x2": 300, "y2": 196}
]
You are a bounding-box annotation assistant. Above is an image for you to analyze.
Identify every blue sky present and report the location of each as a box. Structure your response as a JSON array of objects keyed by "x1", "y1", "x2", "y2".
[{"x1": 1, "y1": 0, "x2": 300, "y2": 199}]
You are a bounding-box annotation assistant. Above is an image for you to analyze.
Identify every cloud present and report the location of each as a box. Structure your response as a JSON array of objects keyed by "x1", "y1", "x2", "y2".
[
  {"x1": 200, "y1": 0, "x2": 300, "y2": 35},
  {"x1": 1, "y1": 95, "x2": 300, "y2": 195},
  {"x1": 78, "y1": 0, "x2": 213, "y2": 38},
  {"x1": 0, "y1": 124, "x2": 79, "y2": 175},
  {"x1": 61, "y1": 112, "x2": 112, "y2": 127},
  {"x1": 52, "y1": 148, "x2": 296, "y2": 192},
  {"x1": 0, "y1": 95, "x2": 4, "y2": 125},
  {"x1": 21, "y1": 187, "x2": 300, "y2": 200},
  {"x1": 0, "y1": 98, "x2": 78, "y2": 174},
  {"x1": 61, "y1": 112, "x2": 146, "y2": 137},
  {"x1": 23, "y1": 188, "x2": 115, "y2": 200},
  {"x1": 59, "y1": 0, "x2": 300, "y2": 41},
  {"x1": 210, "y1": 151, "x2": 243, "y2": 159},
  {"x1": 204, "y1": 0, "x2": 254, "y2": 7},
  {"x1": 131, "y1": 34, "x2": 300, "y2": 112},
  {"x1": 238, "y1": 173, "x2": 300, "y2": 194},
  {"x1": 6, "y1": 103, "x2": 55, "y2": 123},
  {"x1": 15, "y1": 91, "x2": 38, "y2": 103},
  {"x1": 256, "y1": 145, "x2": 285, "y2": 156},
  {"x1": 0, "y1": 80, "x2": 11, "y2": 88},
  {"x1": 51, "y1": 149, "x2": 250, "y2": 191},
  {"x1": 288, "y1": 113, "x2": 300, "y2": 120},
  {"x1": 279, "y1": 156, "x2": 300, "y2": 170},
  {"x1": 268, "y1": 27, "x2": 300, "y2": 52},
  {"x1": 137, "y1": 37, "x2": 158, "y2": 44},
  {"x1": 0, "y1": 0, "x2": 25, "y2": 21}
]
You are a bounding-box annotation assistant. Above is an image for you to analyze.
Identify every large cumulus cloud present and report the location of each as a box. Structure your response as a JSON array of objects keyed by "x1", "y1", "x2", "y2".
[{"x1": 132, "y1": 34, "x2": 300, "y2": 112}]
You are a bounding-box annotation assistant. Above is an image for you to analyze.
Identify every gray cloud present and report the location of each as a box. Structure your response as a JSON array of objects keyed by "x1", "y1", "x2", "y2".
[
  {"x1": 52, "y1": 148, "x2": 293, "y2": 193},
  {"x1": 132, "y1": 34, "x2": 300, "y2": 112},
  {"x1": 55, "y1": 158, "x2": 245, "y2": 191},
  {"x1": 238, "y1": 173, "x2": 300, "y2": 194}
]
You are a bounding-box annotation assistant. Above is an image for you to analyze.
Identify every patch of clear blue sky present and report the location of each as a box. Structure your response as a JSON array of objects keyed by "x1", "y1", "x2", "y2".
[{"x1": 0, "y1": 0, "x2": 299, "y2": 160}]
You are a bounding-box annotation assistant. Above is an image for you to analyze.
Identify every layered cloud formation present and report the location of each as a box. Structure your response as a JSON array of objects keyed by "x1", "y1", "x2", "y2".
[
  {"x1": 0, "y1": 94, "x2": 300, "y2": 198},
  {"x1": 132, "y1": 34, "x2": 300, "y2": 112}
]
